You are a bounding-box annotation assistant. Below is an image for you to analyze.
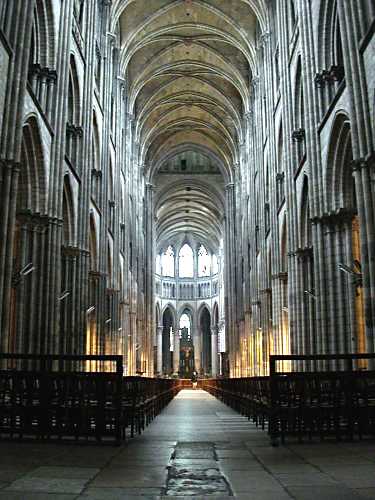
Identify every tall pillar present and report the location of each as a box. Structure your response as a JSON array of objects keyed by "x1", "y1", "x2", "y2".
[
  {"x1": 211, "y1": 327, "x2": 218, "y2": 377},
  {"x1": 145, "y1": 182, "x2": 155, "y2": 376},
  {"x1": 193, "y1": 330, "x2": 201, "y2": 374},
  {"x1": 128, "y1": 311, "x2": 137, "y2": 375},
  {"x1": 173, "y1": 329, "x2": 180, "y2": 375},
  {"x1": 337, "y1": 2, "x2": 375, "y2": 351},
  {"x1": 224, "y1": 182, "x2": 237, "y2": 374},
  {"x1": 156, "y1": 325, "x2": 163, "y2": 374}
]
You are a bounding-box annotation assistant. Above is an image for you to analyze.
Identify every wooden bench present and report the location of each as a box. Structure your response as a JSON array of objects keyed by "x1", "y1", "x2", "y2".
[
  {"x1": 0, "y1": 354, "x2": 123, "y2": 444},
  {"x1": 0, "y1": 354, "x2": 182, "y2": 445},
  {"x1": 202, "y1": 354, "x2": 375, "y2": 445}
]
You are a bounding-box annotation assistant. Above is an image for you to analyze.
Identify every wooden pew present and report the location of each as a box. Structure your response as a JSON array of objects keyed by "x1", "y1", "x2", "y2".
[{"x1": 202, "y1": 354, "x2": 375, "y2": 446}]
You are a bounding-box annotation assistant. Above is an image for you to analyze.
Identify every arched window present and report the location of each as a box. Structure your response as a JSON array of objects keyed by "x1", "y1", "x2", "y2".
[
  {"x1": 333, "y1": 7, "x2": 344, "y2": 80},
  {"x1": 198, "y1": 245, "x2": 210, "y2": 277},
  {"x1": 179, "y1": 313, "x2": 191, "y2": 339},
  {"x1": 277, "y1": 123, "x2": 285, "y2": 207},
  {"x1": 162, "y1": 246, "x2": 175, "y2": 277},
  {"x1": 62, "y1": 175, "x2": 74, "y2": 247},
  {"x1": 68, "y1": 56, "x2": 80, "y2": 126},
  {"x1": 179, "y1": 244, "x2": 194, "y2": 278},
  {"x1": 212, "y1": 254, "x2": 219, "y2": 275},
  {"x1": 73, "y1": 0, "x2": 84, "y2": 28},
  {"x1": 156, "y1": 254, "x2": 162, "y2": 275},
  {"x1": 89, "y1": 215, "x2": 97, "y2": 271},
  {"x1": 91, "y1": 113, "x2": 101, "y2": 201},
  {"x1": 290, "y1": 0, "x2": 296, "y2": 28},
  {"x1": 301, "y1": 177, "x2": 312, "y2": 248},
  {"x1": 107, "y1": 241, "x2": 113, "y2": 287}
]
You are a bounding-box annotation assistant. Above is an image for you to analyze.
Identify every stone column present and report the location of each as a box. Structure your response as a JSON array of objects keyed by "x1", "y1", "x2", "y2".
[
  {"x1": 128, "y1": 311, "x2": 137, "y2": 375},
  {"x1": 193, "y1": 330, "x2": 201, "y2": 374},
  {"x1": 0, "y1": 0, "x2": 36, "y2": 354},
  {"x1": 224, "y1": 182, "x2": 237, "y2": 374},
  {"x1": 211, "y1": 327, "x2": 218, "y2": 377},
  {"x1": 337, "y1": 2, "x2": 375, "y2": 350},
  {"x1": 173, "y1": 329, "x2": 180, "y2": 375},
  {"x1": 145, "y1": 182, "x2": 155, "y2": 376},
  {"x1": 156, "y1": 325, "x2": 163, "y2": 374}
]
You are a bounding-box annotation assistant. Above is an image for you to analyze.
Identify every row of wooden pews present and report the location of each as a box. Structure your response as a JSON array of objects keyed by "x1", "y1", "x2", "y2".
[
  {"x1": 202, "y1": 354, "x2": 375, "y2": 446},
  {"x1": 0, "y1": 354, "x2": 181, "y2": 445}
]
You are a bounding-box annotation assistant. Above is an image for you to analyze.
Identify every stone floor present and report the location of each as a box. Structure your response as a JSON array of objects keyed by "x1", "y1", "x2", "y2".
[{"x1": 0, "y1": 389, "x2": 374, "y2": 499}]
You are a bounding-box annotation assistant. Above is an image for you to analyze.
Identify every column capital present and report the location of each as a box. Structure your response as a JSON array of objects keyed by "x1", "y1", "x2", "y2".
[
  {"x1": 312, "y1": 208, "x2": 356, "y2": 226},
  {"x1": 225, "y1": 182, "x2": 235, "y2": 191},
  {"x1": 0, "y1": 159, "x2": 21, "y2": 172},
  {"x1": 107, "y1": 32, "x2": 116, "y2": 45},
  {"x1": 351, "y1": 154, "x2": 375, "y2": 172},
  {"x1": 260, "y1": 31, "x2": 271, "y2": 47},
  {"x1": 251, "y1": 76, "x2": 260, "y2": 90},
  {"x1": 244, "y1": 110, "x2": 253, "y2": 122},
  {"x1": 291, "y1": 128, "x2": 305, "y2": 142}
]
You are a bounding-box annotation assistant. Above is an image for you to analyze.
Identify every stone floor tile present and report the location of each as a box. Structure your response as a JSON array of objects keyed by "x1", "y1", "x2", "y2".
[
  {"x1": 333, "y1": 476, "x2": 375, "y2": 489},
  {"x1": 355, "y1": 489, "x2": 375, "y2": 499},
  {"x1": 225, "y1": 470, "x2": 283, "y2": 493},
  {"x1": 216, "y1": 449, "x2": 252, "y2": 459},
  {"x1": 235, "y1": 492, "x2": 292, "y2": 500},
  {"x1": 6, "y1": 476, "x2": 88, "y2": 494},
  {"x1": 44, "y1": 456, "x2": 111, "y2": 468},
  {"x1": 110, "y1": 458, "x2": 170, "y2": 467},
  {"x1": 121, "y1": 449, "x2": 173, "y2": 457},
  {"x1": 0, "y1": 493, "x2": 77, "y2": 500},
  {"x1": 275, "y1": 472, "x2": 339, "y2": 486},
  {"x1": 91, "y1": 466, "x2": 168, "y2": 488},
  {"x1": 80, "y1": 486, "x2": 162, "y2": 498},
  {"x1": 319, "y1": 464, "x2": 375, "y2": 475},
  {"x1": 0, "y1": 464, "x2": 35, "y2": 482},
  {"x1": 27, "y1": 466, "x2": 100, "y2": 480},
  {"x1": 161, "y1": 497, "x2": 233, "y2": 500},
  {"x1": 218, "y1": 458, "x2": 264, "y2": 471},
  {"x1": 214, "y1": 441, "x2": 247, "y2": 450},
  {"x1": 286, "y1": 485, "x2": 365, "y2": 500},
  {"x1": 265, "y1": 463, "x2": 319, "y2": 474},
  {"x1": 171, "y1": 459, "x2": 218, "y2": 468},
  {"x1": 306, "y1": 455, "x2": 374, "y2": 466}
]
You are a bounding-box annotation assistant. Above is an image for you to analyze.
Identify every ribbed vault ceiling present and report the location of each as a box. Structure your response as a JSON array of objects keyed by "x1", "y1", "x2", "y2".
[{"x1": 112, "y1": 0, "x2": 266, "y2": 249}]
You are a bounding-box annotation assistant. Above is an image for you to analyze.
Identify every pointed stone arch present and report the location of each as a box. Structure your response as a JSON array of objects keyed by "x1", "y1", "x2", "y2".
[
  {"x1": 325, "y1": 112, "x2": 352, "y2": 213},
  {"x1": 19, "y1": 116, "x2": 47, "y2": 214},
  {"x1": 62, "y1": 175, "x2": 75, "y2": 247},
  {"x1": 198, "y1": 303, "x2": 211, "y2": 375}
]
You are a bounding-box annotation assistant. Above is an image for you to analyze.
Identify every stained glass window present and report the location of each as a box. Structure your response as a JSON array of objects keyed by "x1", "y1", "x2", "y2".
[
  {"x1": 179, "y1": 244, "x2": 194, "y2": 277},
  {"x1": 161, "y1": 246, "x2": 174, "y2": 277}
]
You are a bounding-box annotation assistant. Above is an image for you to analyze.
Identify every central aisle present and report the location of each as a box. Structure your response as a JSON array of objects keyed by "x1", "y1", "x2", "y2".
[{"x1": 144, "y1": 389, "x2": 263, "y2": 443}]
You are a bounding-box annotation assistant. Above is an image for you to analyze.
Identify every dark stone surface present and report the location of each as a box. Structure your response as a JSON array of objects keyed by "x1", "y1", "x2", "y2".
[{"x1": 165, "y1": 442, "x2": 232, "y2": 496}]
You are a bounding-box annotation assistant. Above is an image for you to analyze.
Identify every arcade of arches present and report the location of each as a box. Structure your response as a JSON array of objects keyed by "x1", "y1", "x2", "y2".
[{"x1": 0, "y1": 0, "x2": 374, "y2": 378}]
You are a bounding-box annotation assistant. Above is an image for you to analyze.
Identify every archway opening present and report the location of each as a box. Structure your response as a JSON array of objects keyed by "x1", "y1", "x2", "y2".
[
  {"x1": 200, "y1": 307, "x2": 211, "y2": 376},
  {"x1": 179, "y1": 311, "x2": 194, "y2": 378},
  {"x1": 162, "y1": 307, "x2": 174, "y2": 375}
]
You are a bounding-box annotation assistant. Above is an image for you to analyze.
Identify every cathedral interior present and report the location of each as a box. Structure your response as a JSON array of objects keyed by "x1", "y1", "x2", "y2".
[
  {"x1": 1, "y1": 0, "x2": 374, "y2": 378},
  {"x1": 0, "y1": 0, "x2": 375, "y2": 497}
]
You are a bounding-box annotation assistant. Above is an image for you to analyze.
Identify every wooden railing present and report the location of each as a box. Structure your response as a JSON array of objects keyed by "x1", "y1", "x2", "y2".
[
  {"x1": 202, "y1": 354, "x2": 375, "y2": 445},
  {"x1": 0, "y1": 354, "x2": 181, "y2": 445}
]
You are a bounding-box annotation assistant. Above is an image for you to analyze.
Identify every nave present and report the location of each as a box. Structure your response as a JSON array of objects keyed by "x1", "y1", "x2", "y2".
[{"x1": 0, "y1": 390, "x2": 375, "y2": 499}]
